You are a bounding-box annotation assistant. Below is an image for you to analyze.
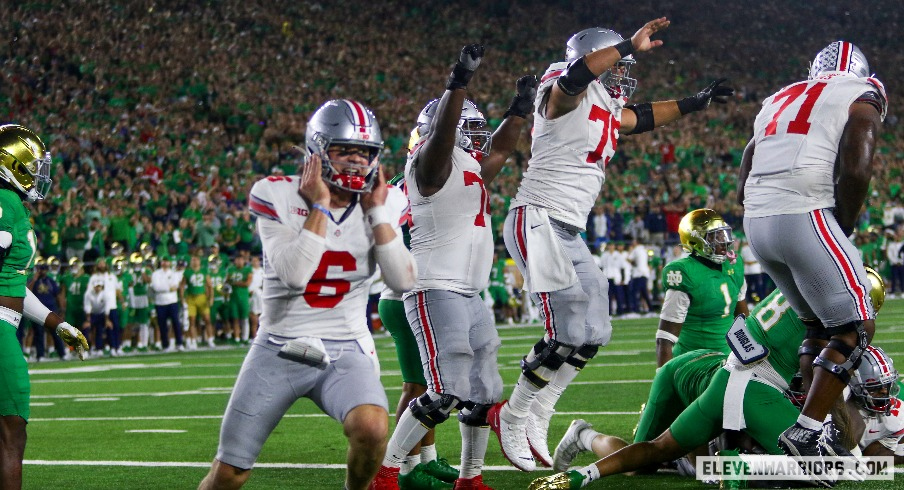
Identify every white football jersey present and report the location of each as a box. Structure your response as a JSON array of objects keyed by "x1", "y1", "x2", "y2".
[
  {"x1": 405, "y1": 145, "x2": 493, "y2": 295},
  {"x1": 249, "y1": 175, "x2": 408, "y2": 340},
  {"x1": 511, "y1": 61, "x2": 626, "y2": 230},
  {"x1": 744, "y1": 73, "x2": 887, "y2": 217},
  {"x1": 858, "y1": 397, "x2": 904, "y2": 453}
]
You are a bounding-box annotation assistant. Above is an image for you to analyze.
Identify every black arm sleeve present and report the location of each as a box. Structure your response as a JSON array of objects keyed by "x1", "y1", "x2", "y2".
[
  {"x1": 556, "y1": 57, "x2": 597, "y2": 97},
  {"x1": 623, "y1": 103, "x2": 654, "y2": 134}
]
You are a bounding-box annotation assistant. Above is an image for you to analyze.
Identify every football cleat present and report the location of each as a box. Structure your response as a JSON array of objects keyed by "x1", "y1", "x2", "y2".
[
  {"x1": 370, "y1": 466, "x2": 401, "y2": 490},
  {"x1": 423, "y1": 458, "x2": 458, "y2": 483},
  {"x1": 399, "y1": 463, "x2": 453, "y2": 490},
  {"x1": 553, "y1": 419, "x2": 592, "y2": 472},
  {"x1": 528, "y1": 470, "x2": 585, "y2": 490},
  {"x1": 820, "y1": 421, "x2": 853, "y2": 458},
  {"x1": 452, "y1": 475, "x2": 492, "y2": 490},
  {"x1": 527, "y1": 406, "x2": 554, "y2": 467},
  {"x1": 777, "y1": 424, "x2": 835, "y2": 488},
  {"x1": 488, "y1": 401, "x2": 536, "y2": 472}
]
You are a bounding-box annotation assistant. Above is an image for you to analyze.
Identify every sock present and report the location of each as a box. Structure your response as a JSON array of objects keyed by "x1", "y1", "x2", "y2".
[
  {"x1": 139, "y1": 324, "x2": 149, "y2": 346},
  {"x1": 383, "y1": 409, "x2": 430, "y2": 467},
  {"x1": 796, "y1": 414, "x2": 822, "y2": 431},
  {"x1": 535, "y1": 363, "x2": 581, "y2": 413},
  {"x1": 459, "y1": 423, "x2": 490, "y2": 479},
  {"x1": 400, "y1": 453, "x2": 421, "y2": 475},
  {"x1": 420, "y1": 443, "x2": 438, "y2": 463},
  {"x1": 506, "y1": 374, "x2": 544, "y2": 419},
  {"x1": 579, "y1": 428, "x2": 600, "y2": 452},
  {"x1": 241, "y1": 319, "x2": 250, "y2": 340},
  {"x1": 577, "y1": 464, "x2": 600, "y2": 486}
]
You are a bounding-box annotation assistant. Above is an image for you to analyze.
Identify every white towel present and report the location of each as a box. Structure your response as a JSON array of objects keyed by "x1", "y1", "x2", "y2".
[{"x1": 524, "y1": 206, "x2": 579, "y2": 293}]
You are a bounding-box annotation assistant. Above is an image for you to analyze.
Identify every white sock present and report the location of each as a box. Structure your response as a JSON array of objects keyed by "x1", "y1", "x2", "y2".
[
  {"x1": 420, "y1": 443, "x2": 438, "y2": 463},
  {"x1": 579, "y1": 428, "x2": 601, "y2": 452},
  {"x1": 506, "y1": 374, "x2": 543, "y2": 419},
  {"x1": 241, "y1": 319, "x2": 250, "y2": 340},
  {"x1": 577, "y1": 464, "x2": 600, "y2": 486},
  {"x1": 400, "y1": 453, "x2": 421, "y2": 475},
  {"x1": 536, "y1": 363, "x2": 580, "y2": 413},
  {"x1": 797, "y1": 414, "x2": 822, "y2": 431},
  {"x1": 139, "y1": 324, "x2": 149, "y2": 346},
  {"x1": 383, "y1": 410, "x2": 430, "y2": 467},
  {"x1": 459, "y1": 423, "x2": 489, "y2": 479}
]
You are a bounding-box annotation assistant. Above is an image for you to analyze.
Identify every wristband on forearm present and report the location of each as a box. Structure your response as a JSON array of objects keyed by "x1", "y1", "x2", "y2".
[
  {"x1": 366, "y1": 205, "x2": 391, "y2": 228},
  {"x1": 614, "y1": 39, "x2": 634, "y2": 58},
  {"x1": 311, "y1": 203, "x2": 332, "y2": 219},
  {"x1": 446, "y1": 64, "x2": 475, "y2": 91}
]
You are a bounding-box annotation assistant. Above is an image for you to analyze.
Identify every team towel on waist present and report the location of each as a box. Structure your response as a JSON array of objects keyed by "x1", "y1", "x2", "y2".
[{"x1": 524, "y1": 206, "x2": 579, "y2": 293}]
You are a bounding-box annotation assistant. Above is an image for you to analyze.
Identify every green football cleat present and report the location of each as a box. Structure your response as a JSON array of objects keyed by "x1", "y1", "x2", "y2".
[
  {"x1": 423, "y1": 458, "x2": 458, "y2": 483},
  {"x1": 528, "y1": 470, "x2": 585, "y2": 490},
  {"x1": 399, "y1": 463, "x2": 453, "y2": 490}
]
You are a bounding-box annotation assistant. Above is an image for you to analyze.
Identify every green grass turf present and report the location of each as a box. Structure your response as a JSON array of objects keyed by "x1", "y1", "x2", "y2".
[{"x1": 22, "y1": 299, "x2": 904, "y2": 489}]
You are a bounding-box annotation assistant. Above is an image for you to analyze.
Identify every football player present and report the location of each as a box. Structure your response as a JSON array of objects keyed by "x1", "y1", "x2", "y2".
[
  {"x1": 199, "y1": 99, "x2": 415, "y2": 490},
  {"x1": 656, "y1": 209, "x2": 747, "y2": 367},
  {"x1": 371, "y1": 45, "x2": 536, "y2": 490},
  {"x1": 492, "y1": 18, "x2": 734, "y2": 471},
  {"x1": 0, "y1": 124, "x2": 89, "y2": 489},
  {"x1": 530, "y1": 268, "x2": 885, "y2": 490},
  {"x1": 737, "y1": 41, "x2": 888, "y2": 458},
  {"x1": 846, "y1": 346, "x2": 903, "y2": 463},
  {"x1": 180, "y1": 255, "x2": 212, "y2": 349}
]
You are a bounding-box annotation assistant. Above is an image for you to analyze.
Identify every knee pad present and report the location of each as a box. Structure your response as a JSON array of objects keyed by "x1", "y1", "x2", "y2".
[
  {"x1": 457, "y1": 401, "x2": 492, "y2": 427},
  {"x1": 564, "y1": 344, "x2": 600, "y2": 370},
  {"x1": 521, "y1": 338, "x2": 575, "y2": 388},
  {"x1": 408, "y1": 392, "x2": 460, "y2": 429},
  {"x1": 812, "y1": 323, "x2": 869, "y2": 384}
]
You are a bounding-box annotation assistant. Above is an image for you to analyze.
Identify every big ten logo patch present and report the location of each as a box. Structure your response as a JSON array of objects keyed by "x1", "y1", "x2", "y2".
[{"x1": 289, "y1": 206, "x2": 308, "y2": 216}]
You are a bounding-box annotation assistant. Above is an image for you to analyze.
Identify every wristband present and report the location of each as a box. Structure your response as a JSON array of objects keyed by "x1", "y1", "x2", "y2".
[
  {"x1": 367, "y1": 206, "x2": 391, "y2": 228},
  {"x1": 655, "y1": 329, "x2": 679, "y2": 344},
  {"x1": 446, "y1": 64, "x2": 475, "y2": 91},
  {"x1": 614, "y1": 39, "x2": 634, "y2": 58},
  {"x1": 311, "y1": 203, "x2": 332, "y2": 219}
]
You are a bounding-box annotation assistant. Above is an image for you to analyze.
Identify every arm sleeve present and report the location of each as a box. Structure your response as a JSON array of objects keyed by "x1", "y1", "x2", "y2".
[
  {"x1": 374, "y1": 235, "x2": 417, "y2": 293},
  {"x1": 258, "y1": 218, "x2": 326, "y2": 290},
  {"x1": 23, "y1": 288, "x2": 51, "y2": 325},
  {"x1": 738, "y1": 280, "x2": 747, "y2": 301},
  {"x1": 659, "y1": 289, "x2": 691, "y2": 323}
]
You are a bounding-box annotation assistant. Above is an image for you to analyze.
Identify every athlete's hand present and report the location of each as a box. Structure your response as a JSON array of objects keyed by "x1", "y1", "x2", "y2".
[
  {"x1": 447, "y1": 44, "x2": 484, "y2": 90},
  {"x1": 504, "y1": 75, "x2": 539, "y2": 119},
  {"x1": 361, "y1": 164, "x2": 387, "y2": 211},
  {"x1": 631, "y1": 17, "x2": 670, "y2": 53},
  {"x1": 57, "y1": 322, "x2": 89, "y2": 361},
  {"x1": 678, "y1": 78, "x2": 734, "y2": 114},
  {"x1": 299, "y1": 154, "x2": 331, "y2": 207}
]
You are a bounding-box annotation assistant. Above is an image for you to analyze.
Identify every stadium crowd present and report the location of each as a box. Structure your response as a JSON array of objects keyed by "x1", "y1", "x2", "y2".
[{"x1": 4, "y1": 0, "x2": 903, "y2": 354}]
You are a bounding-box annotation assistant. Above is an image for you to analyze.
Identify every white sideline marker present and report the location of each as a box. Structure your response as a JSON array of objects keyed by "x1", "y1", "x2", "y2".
[
  {"x1": 125, "y1": 430, "x2": 187, "y2": 433},
  {"x1": 73, "y1": 397, "x2": 120, "y2": 402}
]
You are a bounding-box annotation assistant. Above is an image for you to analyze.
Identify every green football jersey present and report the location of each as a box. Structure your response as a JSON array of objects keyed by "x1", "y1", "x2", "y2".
[
  {"x1": 229, "y1": 265, "x2": 252, "y2": 294},
  {"x1": 662, "y1": 255, "x2": 745, "y2": 356},
  {"x1": 747, "y1": 289, "x2": 807, "y2": 382},
  {"x1": 0, "y1": 188, "x2": 37, "y2": 297},
  {"x1": 60, "y1": 273, "x2": 90, "y2": 304},
  {"x1": 184, "y1": 268, "x2": 208, "y2": 296},
  {"x1": 489, "y1": 259, "x2": 507, "y2": 288},
  {"x1": 117, "y1": 272, "x2": 133, "y2": 309},
  {"x1": 210, "y1": 269, "x2": 229, "y2": 303}
]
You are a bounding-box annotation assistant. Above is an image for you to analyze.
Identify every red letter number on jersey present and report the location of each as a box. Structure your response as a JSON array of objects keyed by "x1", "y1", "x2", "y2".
[
  {"x1": 463, "y1": 171, "x2": 489, "y2": 227},
  {"x1": 764, "y1": 82, "x2": 827, "y2": 137},
  {"x1": 303, "y1": 251, "x2": 356, "y2": 308},
  {"x1": 586, "y1": 105, "x2": 619, "y2": 167}
]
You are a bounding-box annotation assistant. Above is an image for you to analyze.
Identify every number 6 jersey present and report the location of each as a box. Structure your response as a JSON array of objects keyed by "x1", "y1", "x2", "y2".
[
  {"x1": 250, "y1": 175, "x2": 409, "y2": 340},
  {"x1": 511, "y1": 61, "x2": 626, "y2": 230},
  {"x1": 744, "y1": 72, "x2": 887, "y2": 217}
]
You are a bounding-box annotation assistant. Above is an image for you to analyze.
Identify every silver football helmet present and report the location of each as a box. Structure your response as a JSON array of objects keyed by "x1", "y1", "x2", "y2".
[
  {"x1": 416, "y1": 98, "x2": 492, "y2": 158},
  {"x1": 850, "y1": 345, "x2": 899, "y2": 415},
  {"x1": 809, "y1": 41, "x2": 870, "y2": 79},
  {"x1": 305, "y1": 99, "x2": 384, "y2": 193},
  {"x1": 566, "y1": 28, "x2": 637, "y2": 99}
]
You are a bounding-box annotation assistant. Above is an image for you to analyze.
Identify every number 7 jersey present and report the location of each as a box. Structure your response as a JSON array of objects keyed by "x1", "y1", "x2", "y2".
[
  {"x1": 743, "y1": 73, "x2": 887, "y2": 217},
  {"x1": 511, "y1": 61, "x2": 626, "y2": 230}
]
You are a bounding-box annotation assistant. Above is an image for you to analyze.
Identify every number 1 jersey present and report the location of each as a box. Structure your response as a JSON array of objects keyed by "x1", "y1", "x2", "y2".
[
  {"x1": 744, "y1": 73, "x2": 887, "y2": 217},
  {"x1": 250, "y1": 175, "x2": 408, "y2": 340},
  {"x1": 511, "y1": 61, "x2": 626, "y2": 230}
]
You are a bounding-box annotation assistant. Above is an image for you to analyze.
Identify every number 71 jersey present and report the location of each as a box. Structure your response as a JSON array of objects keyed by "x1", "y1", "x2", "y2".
[
  {"x1": 511, "y1": 61, "x2": 626, "y2": 230},
  {"x1": 744, "y1": 73, "x2": 887, "y2": 217}
]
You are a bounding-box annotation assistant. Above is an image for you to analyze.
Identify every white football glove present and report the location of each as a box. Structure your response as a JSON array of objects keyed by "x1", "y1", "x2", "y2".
[{"x1": 56, "y1": 322, "x2": 89, "y2": 360}]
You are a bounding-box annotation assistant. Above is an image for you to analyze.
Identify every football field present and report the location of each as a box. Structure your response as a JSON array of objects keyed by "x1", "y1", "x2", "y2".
[{"x1": 23, "y1": 301, "x2": 904, "y2": 489}]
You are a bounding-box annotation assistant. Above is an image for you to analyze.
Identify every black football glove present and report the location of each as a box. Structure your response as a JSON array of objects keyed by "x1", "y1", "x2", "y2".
[
  {"x1": 677, "y1": 78, "x2": 734, "y2": 114},
  {"x1": 446, "y1": 44, "x2": 484, "y2": 90},
  {"x1": 504, "y1": 75, "x2": 539, "y2": 119}
]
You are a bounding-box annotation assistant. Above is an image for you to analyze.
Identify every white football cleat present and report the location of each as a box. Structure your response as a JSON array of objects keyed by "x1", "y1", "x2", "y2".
[
  {"x1": 527, "y1": 405, "x2": 554, "y2": 467},
  {"x1": 553, "y1": 419, "x2": 592, "y2": 472},
  {"x1": 488, "y1": 401, "x2": 536, "y2": 472}
]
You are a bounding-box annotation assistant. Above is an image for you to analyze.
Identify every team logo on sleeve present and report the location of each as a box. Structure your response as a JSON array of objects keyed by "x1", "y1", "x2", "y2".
[{"x1": 667, "y1": 270, "x2": 683, "y2": 287}]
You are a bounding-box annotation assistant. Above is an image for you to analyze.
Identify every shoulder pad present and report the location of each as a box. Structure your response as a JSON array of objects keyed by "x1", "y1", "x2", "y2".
[
  {"x1": 540, "y1": 62, "x2": 570, "y2": 86},
  {"x1": 662, "y1": 261, "x2": 691, "y2": 291},
  {"x1": 249, "y1": 176, "x2": 298, "y2": 223},
  {"x1": 385, "y1": 186, "x2": 411, "y2": 228}
]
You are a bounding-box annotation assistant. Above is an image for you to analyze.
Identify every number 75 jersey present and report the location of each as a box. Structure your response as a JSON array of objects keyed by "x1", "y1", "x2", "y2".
[
  {"x1": 511, "y1": 61, "x2": 626, "y2": 230},
  {"x1": 743, "y1": 73, "x2": 887, "y2": 217}
]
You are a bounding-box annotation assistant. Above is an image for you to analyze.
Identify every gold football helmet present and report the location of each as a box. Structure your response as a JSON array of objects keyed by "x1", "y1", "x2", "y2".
[
  {"x1": 678, "y1": 208, "x2": 735, "y2": 264},
  {"x1": 110, "y1": 242, "x2": 125, "y2": 258},
  {"x1": 864, "y1": 266, "x2": 885, "y2": 314},
  {"x1": 111, "y1": 256, "x2": 126, "y2": 275},
  {"x1": 208, "y1": 254, "x2": 222, "y2": 272},
  {"x1": 68, "y1": 256, "x2": 84, "y2": 275},
  {"x1": 47, "y1": 256, "x2": 61, "y2": 275},
  {"x1": 0, "y1": 124, "x2": 52, "y2": 201},
  {"x1": 139, "y1": 242, "x2": 153, "y2": 259}
]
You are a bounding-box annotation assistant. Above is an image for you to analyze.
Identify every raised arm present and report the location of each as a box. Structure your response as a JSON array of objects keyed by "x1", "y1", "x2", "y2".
[
  {"x1": 480, "y1": 75, "x2": 538, "y2": 185},
  {"x1": 546, "y1": 17, "x2": 669, "y2": 119},
  {"x1": 416, "y1": 44, "x2": 484, "y2": 196},
  {"x1": 621, "y1": 78, "x2": 734, "y2": 134}
]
